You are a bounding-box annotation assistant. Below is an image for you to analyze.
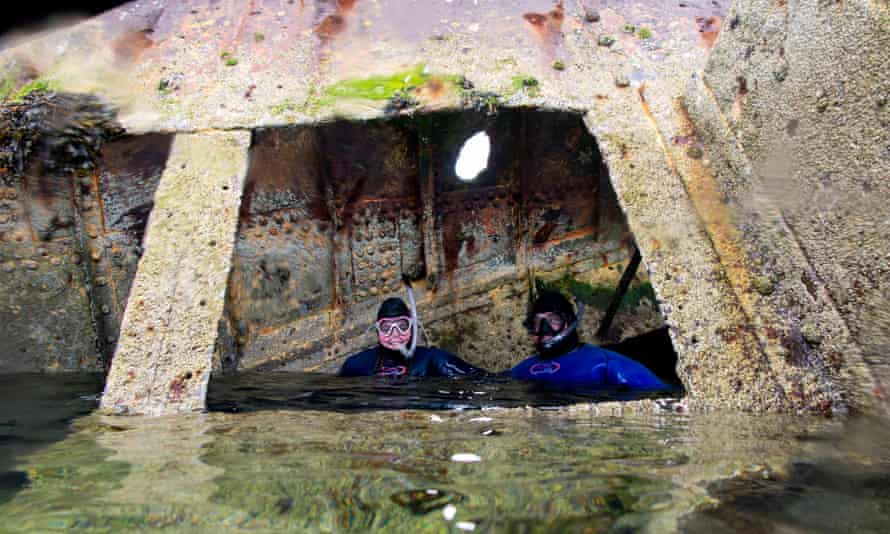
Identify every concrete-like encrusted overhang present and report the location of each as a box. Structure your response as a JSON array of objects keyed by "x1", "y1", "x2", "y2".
[
  {"x1": 1, "y1": 1, "x2": 879, "y2": 415},
  {"x1": 1, "y1": 0, "x2": 725, "y2": 133}
]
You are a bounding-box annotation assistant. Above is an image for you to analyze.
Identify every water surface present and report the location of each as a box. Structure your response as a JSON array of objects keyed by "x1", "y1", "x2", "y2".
[{"x1": 1, "y1": 373, "x2": 888, "y2": 533}]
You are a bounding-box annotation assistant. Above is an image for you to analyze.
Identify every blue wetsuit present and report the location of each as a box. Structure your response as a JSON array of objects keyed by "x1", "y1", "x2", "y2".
[
  {"x1": 511, "y1": 343, "x2": 668, "y2": 390},
  {"x1": 339, "y1": 346, "x2": 483, "y2": 378}
]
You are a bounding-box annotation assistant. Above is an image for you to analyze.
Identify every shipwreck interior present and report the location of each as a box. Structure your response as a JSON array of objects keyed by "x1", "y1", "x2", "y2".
[
  {"x1": 0, "y1": 103, "x2": 680, "y2": 387},
  {"x1": 221, "y1": 108, "x2": 680, "y2": 384}
]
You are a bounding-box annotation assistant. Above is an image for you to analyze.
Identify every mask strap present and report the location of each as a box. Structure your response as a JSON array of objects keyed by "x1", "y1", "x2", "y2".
[{"x1": 540, "y1": 302, "x2": 584, "y2": 349}]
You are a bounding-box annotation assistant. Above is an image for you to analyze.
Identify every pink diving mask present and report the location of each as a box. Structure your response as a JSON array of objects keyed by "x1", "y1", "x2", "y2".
[{"x1": 375, "y1": 316, "x2": 414, "y2": 336}]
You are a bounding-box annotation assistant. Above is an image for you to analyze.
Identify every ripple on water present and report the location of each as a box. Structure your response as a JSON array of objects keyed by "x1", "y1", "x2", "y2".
[{"x1": 0, "y1": 374, "x2": 889, "y2": 532}]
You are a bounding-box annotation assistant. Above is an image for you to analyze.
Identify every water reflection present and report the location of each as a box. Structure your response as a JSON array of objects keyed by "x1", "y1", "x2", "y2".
[
  {"x1": 0, "y1": 375, "x2": 889, "y2": 532},
  {"x1": 207, "y1": 372, "x2": 678, "y2": 413}
]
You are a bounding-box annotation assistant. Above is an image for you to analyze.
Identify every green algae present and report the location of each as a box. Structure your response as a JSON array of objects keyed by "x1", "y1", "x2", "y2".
[
  {"x1": 537, "y1": 271, "x2": 656, "y2": 311},
  {"x1": 324, "y1": 65, "x2": 426, "y2": 101},
  {"x1": 638, "y1": 27, "x2": 653, "y2": 39},
  {"x1": 598, "y1": 35, "x2": 616, "y2": 47},
  {"x1": 323, "y1": 64, "x2": 460, "y2": 102},
  {"x1": 511, "y1": 75, "x2": 540, "y2": 97},
  {"x1": 0, "y1": 76, "x2": 15, "y2": 102},
  {"x1": 269, "y1": 87, "x2": 327, "y2": 117},
  {"x1": 2, "y1": 78, "x2": 61, "y2": 103},
  {"x1": 254, "y1": 32, "x2": 265, "y2": 43}
]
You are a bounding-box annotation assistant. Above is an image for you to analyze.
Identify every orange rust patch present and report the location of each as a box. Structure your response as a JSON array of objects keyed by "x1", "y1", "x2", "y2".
[
  {"x1": 112, "y1": 30, "x2": 154, "y2": 62},
  {"x1": 523, "y1": 13, "x2": 547, "y2": 27},
  {"x1": 695, "y1": 16, "x2": 722, "y2": 49},
  {"x1": 417, "y1": 78, "x2": 446, "y2": 100},
  {"x1": 672, "y1": 96, "x2": 789, "y2": 361},
  {"x1": 522, "y1": 1, "x2": 564, "y2": 53},
  {"x1": 315, "y1": 14, "x2": 346, "y2": 39}
]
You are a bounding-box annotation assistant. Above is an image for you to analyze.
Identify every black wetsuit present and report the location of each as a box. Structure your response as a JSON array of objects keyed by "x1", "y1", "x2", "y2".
[{"x1": 339, "y1": 346, "x2": 483, "y2": 378}]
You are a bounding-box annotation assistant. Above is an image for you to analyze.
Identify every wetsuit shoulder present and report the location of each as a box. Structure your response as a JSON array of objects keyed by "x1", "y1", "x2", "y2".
[
  {"x1": 338, "y1": 348, "x2": 378, "y2": 377},
  {"x1": 511, "y1": 344, "x2": 607, "y2": 384},
  {"x1": 600, "y1": 348, "x2": 668, "y2": 390}
]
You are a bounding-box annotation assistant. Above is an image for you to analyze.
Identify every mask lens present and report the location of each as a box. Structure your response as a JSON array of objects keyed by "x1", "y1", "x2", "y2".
[
  {"x1": 377, "y1": 317, "x2": 411, "y2": 335},
  {"x1": 531, "y1": 314, "x2": 563, "y2": 336}
]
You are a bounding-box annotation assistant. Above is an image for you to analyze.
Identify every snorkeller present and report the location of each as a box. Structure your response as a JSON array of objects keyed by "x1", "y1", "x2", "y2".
[
  {"x1": 339, "y1": 279, "x2": 486, "y2": 378},
  {"x1": 511, "y1": 290, "x2": 669, "y2": 391}
]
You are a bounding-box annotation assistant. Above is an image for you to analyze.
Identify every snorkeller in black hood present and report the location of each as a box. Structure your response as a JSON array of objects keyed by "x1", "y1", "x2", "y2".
[
  {"x1": 524, "y1": 290, "x2": 584, "y2": 359},
  {"x1": 512, "y1": 290, "x2": 670, "y2": 391},
  {"x1": 339, "y1": 279, "x2": 487, "y2": 378}
]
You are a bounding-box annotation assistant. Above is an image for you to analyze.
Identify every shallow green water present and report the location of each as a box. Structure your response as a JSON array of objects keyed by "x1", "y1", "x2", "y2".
[{"x1": 1, "y1": 374, "x2": 889, "y2": 533}]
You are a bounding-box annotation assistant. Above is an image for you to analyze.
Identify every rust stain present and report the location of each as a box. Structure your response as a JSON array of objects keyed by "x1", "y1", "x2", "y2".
[
  {"x1": 532, "y1": 227, "x2": 595, "y2": 248},
  {"x1": 314, "y1": 0, "x2": 360, "y2": 42},
  {"x1": 672, "y1": 96, "x2": 793, "y2": 366},
  {"x1": 91, "y1": 172, "x2": 107, "y2": 233},
  {"x1": 418, "y1": 78, "x2": 446, "y2": 100},
  {"x1": 522, "y1": 1, "x2": 565, "y2": 59},
  {"x1": 315, "y1": 14, "x2": 346, "y2": 39},
  {"x1": 732, "y1": 76, "x2": 748, "y2": 121},
  {"x1": 18, "y1": 175, "x2": 39, "y2": 244},
  {"x1": 696, "y1": 16, "x2": 722, "y2": 49},
  {"x1": 230, "y1": 0, "x2": 258, "y2": 48},
  {"x1": 112, "y1": 29, "x2": 154, "y2": 63},
  {"x1": 637, "y1": 82, "x2": 647, "y2": 103}
]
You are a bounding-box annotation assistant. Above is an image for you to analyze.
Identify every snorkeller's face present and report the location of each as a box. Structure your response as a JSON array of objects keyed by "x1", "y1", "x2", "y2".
[
  {"x1": 529, "y1": 312, "x2": 567, "y2": 347},
  {"x1": 376, "y1": 316, "x2": 413, "y2": 351}
]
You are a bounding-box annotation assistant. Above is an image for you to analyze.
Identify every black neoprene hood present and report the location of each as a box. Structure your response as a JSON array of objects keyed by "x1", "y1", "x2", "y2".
[
  {"x1": 527, "y1": 290, "x2": 578, "y2": 326},
  {"x1": 377, "y1": 297, "x2": 411, "y2": 320}
]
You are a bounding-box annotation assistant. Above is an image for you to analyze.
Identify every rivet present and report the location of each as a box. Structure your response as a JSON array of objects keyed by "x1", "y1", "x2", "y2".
[
  {"x1": 71, "y1": 254, "x2": 82, "y2": 264},
  {"x1": 101, "y1": 305, "x2": 110, "y2": 314},
  {"x1": 91, "y1": 250, "x2": 102, "y2": 261},
  {"x1": 370, "y1": 287, "x2": 378, "y2": 296},
  {"x1": 86, "y1": 225, "x2": 99, "y2": 238},
  {"x1": 269, "y1": 227, "x2": 278, "y2": 236}
]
